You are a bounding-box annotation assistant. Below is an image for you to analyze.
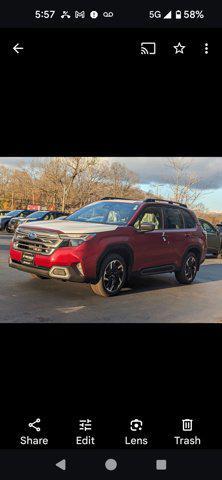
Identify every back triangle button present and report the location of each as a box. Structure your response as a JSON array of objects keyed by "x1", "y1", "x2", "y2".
[{"x1": 55, "y1": 459, "x2": 66, "y2": 471}]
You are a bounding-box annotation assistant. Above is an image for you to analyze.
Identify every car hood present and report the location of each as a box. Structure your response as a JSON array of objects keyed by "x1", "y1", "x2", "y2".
[
  {"x1": 24, "y1": 218, "x2": 41, "y2": 222},
  {"x1": 0, "y1": 215, "x2": 14, "y2": 220},
  {"x1": 19, "y1": 220, "x2": 119, "y2": 234}
]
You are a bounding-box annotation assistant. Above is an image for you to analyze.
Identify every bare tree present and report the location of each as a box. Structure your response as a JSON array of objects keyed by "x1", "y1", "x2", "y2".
[
  {"x1": 166, "y1": 157, "x2": 211, "y2": 207},
  {"x1": 36, "y1": 157, "x2": 89, "y2": 210},
  {"x1": 102, "y1": 161, "x2": 139, "y2": 197},
  {"x1": 2, "y1": 157, "x2": 213, "y2": 214}
]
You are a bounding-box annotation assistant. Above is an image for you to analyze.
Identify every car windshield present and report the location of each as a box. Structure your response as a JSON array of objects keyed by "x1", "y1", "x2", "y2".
[
  {"x1": 7, "y1": 210, "x2": 23, "y2": 217},
  {"x1": 66, "y1": 201, "x2": 140, "y2": 225},
  {"x1": 26, "y1": 211, "x2": 47, "y2": 219}
]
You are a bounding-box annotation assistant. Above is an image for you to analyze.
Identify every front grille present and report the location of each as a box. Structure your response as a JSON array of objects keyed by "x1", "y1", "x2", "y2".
[{"x1": 13, "y1": 228, "x2": 61, "y2": 255}]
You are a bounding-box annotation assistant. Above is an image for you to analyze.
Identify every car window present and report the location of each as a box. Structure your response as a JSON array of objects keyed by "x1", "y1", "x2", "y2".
[
  {"x1": 67, "y1": 201, "x2": 140, "y2": 225},
  {"x1": 201, "y1": 221, "x2": 216, "y2": 234},
  {"x1": 18, "y1": 212, "x2": 27, "y2": 218},
  {"x1": 182, "y1": 209, "x2": 196, "y2": 229},
  {"x1": 8, "y1": 210, "x2": 22, "y2": 217},
  {"x1": 134, "y1": 207, "x2": 163, "y2": 230},
  {"x1": 27, "y1": 211, "x2": 46, "y2": 219},
  {"x1": 164, "y1": 207, "x2": 184, "y2": 229},
  {"x1": 44, "y1": 214, "x2": 51, "y2": 220}
]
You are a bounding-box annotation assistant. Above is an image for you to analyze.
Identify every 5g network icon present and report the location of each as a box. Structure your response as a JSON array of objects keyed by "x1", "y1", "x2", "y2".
[{"x1": 140, "y1": 42, "x2": 156, "y2": 55}]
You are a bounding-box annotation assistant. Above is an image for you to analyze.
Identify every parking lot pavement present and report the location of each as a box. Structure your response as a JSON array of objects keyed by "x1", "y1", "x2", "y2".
[{"x1": 1, "y1": 233, "x2": 222, "y2": 323}]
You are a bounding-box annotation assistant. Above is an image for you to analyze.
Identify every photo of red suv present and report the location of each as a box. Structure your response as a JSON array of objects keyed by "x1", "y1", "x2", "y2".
[{"x1": 9, "y1": 198, "x2": 207, "y2": 297}]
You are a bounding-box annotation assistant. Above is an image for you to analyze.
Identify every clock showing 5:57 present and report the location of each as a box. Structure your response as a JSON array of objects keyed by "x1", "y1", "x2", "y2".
[{"x1": 35, "y1": 10, "x2": 55, "y2": 19}]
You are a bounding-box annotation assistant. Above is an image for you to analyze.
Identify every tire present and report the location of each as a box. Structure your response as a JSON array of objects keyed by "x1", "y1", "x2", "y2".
[
  {"x1": 90, "y1": 253, "x2": 127, "y2": 297},
  {"x1": 212, "y1": 251, "x2": 219, "y2": 258},
  {"x1": 175, "y1": 252, "x2": 198, "y2": 285},
  {"x1": 5, "y1": 224, "x2": 11, "y2": 233}
]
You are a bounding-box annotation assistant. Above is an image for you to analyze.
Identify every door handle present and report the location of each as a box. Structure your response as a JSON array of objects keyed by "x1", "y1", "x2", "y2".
[
  {"x1": 185, "y1": 233, "x2": 191, "y2": 238},
  {"x1": 162, "y1": 232, "x2": 167, "y2": 242}
]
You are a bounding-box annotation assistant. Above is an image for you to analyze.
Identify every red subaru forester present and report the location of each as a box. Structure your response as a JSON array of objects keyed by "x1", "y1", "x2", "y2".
[{"x1": 9, "y1": 198, "x2": 207, "y2": 297}]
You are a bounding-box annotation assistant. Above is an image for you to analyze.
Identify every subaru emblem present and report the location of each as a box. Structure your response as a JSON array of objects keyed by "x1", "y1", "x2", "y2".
[{"x1": 28, "y1": 232, "x2": 37, "y2": 240}]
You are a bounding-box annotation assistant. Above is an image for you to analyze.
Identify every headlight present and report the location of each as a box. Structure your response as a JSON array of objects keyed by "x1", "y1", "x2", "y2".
[{"x1": 59, "y1": 233, "x2": 96, "y2": 247}]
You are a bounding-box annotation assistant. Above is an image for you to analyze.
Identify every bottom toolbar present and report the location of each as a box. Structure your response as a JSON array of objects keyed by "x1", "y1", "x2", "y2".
[{"x1": 0, "y1": 450, "x2": 222, "y2": 479}]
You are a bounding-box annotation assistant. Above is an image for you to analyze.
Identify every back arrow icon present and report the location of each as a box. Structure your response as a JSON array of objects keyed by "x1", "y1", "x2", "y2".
[
  {"x1": 55, "y1": 459, "x2": 66, "y2": 471},
  {"x1": 13, "y1": 43, "x2": 24, "y2": 54}
]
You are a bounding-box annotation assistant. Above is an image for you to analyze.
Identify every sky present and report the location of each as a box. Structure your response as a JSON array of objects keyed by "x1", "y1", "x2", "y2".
[{"x1": 1, "y1": 157, "x2": 222, "y2": 211}]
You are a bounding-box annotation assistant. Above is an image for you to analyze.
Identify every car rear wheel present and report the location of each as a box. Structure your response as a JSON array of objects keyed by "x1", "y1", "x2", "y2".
[
  {"x1": 90, "y1": 254, "x2": 127, "y2": 297},
  {"x1": 175, "y1": 252, "x2": 198, "y2": 285}
]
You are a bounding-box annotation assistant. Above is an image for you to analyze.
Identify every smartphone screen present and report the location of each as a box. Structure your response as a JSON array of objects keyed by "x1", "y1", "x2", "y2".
[{"x1": 0, "y1": 0, "x2": 222, "y2": 478}]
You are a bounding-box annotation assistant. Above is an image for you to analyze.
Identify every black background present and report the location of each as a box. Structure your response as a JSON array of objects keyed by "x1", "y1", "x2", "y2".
[
  {"x1": 0, "y1": 25, "x2": 221, "y2": 449},
  {"x1": 1, "y1": 28, "x2": 220, "y2": 156}
]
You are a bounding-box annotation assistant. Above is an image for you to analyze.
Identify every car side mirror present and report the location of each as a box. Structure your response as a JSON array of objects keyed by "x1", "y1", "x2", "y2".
[{"x1": 139, "y1": 222, "x2": 156, "y2": 232}]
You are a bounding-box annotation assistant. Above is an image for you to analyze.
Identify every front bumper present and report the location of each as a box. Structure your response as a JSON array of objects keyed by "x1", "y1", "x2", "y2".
[{"x1": 9, "y1": 258, "x2": 86, "y2": 283}]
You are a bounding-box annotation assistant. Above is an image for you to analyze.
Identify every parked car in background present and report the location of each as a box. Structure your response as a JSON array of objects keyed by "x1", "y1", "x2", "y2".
[
  {"x1": 9, "y1": 198, "x2": 207, "y2": 297},
  {"x1": 199, "y1": 218, "x2": 221, "y2": 257},
  {"x1": 0, "y1": 210, "x2": 10, "y2": 216},
  {"x1": 0, "y1": 210, "x2": 36, "y2": 232},
  {"x1": 8, "y1": 210, "x2": 67, "y2": 233},
  {"x1": 216, "y1": 223, "x2": 222, "y2": 244}
]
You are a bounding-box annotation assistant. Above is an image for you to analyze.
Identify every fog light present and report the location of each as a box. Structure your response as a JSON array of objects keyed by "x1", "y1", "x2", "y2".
[
  {"x1": 52, "y1": 268, "x2": 66, "y2": 276},
  {"x1": 76, "y1": 263, "x2": 84, "y2": 275},
  {"x1": 49, "y1": 266, "x2": 70, "y2": 279}
]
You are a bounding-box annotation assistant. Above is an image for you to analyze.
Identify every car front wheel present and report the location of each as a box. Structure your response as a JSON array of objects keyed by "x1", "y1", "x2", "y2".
[
  {"x1": 175, "y1": 252, "x2": 198, "y2": 285},
  {"x1": 90, "y1": 253, "x2": 127, "y2": 297}
]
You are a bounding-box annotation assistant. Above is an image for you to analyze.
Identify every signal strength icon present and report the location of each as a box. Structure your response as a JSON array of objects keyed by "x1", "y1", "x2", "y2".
[{"x1": 164, "y1": 11, "x2": 172, "y2": 19}]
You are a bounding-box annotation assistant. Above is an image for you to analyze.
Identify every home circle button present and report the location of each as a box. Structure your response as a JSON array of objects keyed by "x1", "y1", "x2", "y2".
[{"x1": 105, "y1": 458, "x2": 117, "y2": 471}]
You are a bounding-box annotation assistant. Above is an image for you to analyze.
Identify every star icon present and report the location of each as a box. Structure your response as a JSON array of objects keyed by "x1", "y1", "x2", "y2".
[{"x1": 173, "y1": 42, "x2": 186, "y2": 54}]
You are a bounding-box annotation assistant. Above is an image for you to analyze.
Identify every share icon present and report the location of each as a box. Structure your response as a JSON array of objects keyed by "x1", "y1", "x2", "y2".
[{"x1": 28, "y1": 418, "x2": 41, "y2": 432}]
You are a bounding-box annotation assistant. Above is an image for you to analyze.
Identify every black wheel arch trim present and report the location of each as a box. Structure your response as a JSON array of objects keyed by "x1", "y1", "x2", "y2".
[
  {"x1": 180, "y1": 245, "x2": 203, "y2": 270},
  {"x1": 96, "y1": 243, "x2": 134, "y2": 278}
]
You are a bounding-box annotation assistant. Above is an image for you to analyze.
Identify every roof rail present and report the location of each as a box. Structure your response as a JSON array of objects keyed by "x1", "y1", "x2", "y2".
[
  {"x1": 100, "y1": 196, "x2": 138, "y2": 201},
  {"x1": 143, "y1": 198, "x2": 187, "y2": 208},
  {"x1": 167, "y1": 200, "x2": 188, "y2": 208},
  {"x1": 100, "y1": 197, "x2": 187, "y2": 208}
]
